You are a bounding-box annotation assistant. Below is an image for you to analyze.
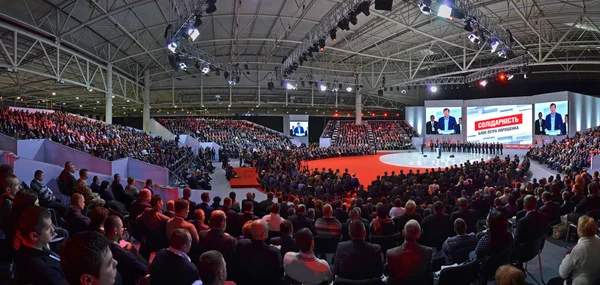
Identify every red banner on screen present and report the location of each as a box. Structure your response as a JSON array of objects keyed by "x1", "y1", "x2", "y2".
[{"x1": 474, "y1": 114, "x2": 523, "y2": 131}]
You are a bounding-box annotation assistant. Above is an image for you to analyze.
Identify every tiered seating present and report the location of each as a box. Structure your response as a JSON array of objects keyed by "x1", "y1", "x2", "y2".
[
  {"x1": 370, "y1": 121, "x2": 415, "y2": 150},
  {"x1": 158, "y1": 118, "x2": 292, "y2": 155},
  {"x1": 0, "y1": 109, "x2": 192, "y2": 173},
  {"x1": 528, "y1": 126, "x2": 599, "y2": 173},
  {"x1": 321, "y1": 120, "x2": 336, "y2": 138},
  {"x1": 332, "y1": 121, "x2": 371, "y2": 146}
]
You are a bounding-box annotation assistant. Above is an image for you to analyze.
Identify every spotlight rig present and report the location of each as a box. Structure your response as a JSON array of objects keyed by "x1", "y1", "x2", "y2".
[{"x1": 281, "y1": 0, "x2": 371, "y2": 76}]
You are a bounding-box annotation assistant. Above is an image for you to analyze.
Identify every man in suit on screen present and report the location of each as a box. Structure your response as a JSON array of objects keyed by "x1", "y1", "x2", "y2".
[
  {"x1": 293, "y1": 122, "x2": 305, "y2": 136},
  {"x1": 426, "y1": 115, "x2": 438, "y2": 134},
  {"x1": 535, "y1": 112, "x2": 546, "y2": 135},
  {"x1": 544, "y1": 103, "x2": 563, "y2": 134},
  {"x1": 454, "y1": 117, "x2": 463, "y2": 134},
  {"x1": 437, "y1": 108, "x2": 457, "y2": 134}
]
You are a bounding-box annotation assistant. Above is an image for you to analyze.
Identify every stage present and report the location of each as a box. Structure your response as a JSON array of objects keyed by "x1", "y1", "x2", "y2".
[{"x1": 379, "y1": 151, "x2": 496, "y2": 168}]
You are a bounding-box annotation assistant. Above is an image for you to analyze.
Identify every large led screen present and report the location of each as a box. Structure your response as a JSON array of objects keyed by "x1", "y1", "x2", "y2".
[
  {"x1": 533, "y1": 101, "x2": 569, "y2": 135},
  {"x1": 289, "y1": 121, "x2": 308, "y2": 137},
  {"x1": 467, "y1": 105, "x2": 532, "y2": 144},
  {"x1": 424, "y1": 107, "x2": 463, "y2": 135}
]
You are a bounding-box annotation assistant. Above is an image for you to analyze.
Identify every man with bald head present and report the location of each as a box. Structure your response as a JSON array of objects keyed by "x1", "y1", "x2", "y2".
[
  {"x1": 334, "y1": 220, "x2": 384, "y2": 281},
  {"x1": 386, "y1": 220, "x2": 433, "y2": 282},
  {"x1": 199, "y1": 210, "x2": 237, "y2": 279},
  {"x1": 150, "y1": 229, "x2": 198, "y2": 285},
  {"x1": 64, "y1": 193, "x2": 90, "y2": 235},
  {"x1": 130, "y1": 189, "x2": 152, "y2": 221},
  {"x1": 234, "y1": 220, "x2": 283, "y2": 285},
  {"x1": 315, "y1": 203, "x2": 342, "y2": 237}
]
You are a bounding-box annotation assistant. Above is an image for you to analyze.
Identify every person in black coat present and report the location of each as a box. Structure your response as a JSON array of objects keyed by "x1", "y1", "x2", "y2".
[
  {"x1": 150, "y1": 229, "x2": 198, "y2": 285},
  {"x1": 334, "y1": 221, "x2": 384, "y2": 281},
  {"x1": 514, "y1": 195, "x2": 549, "y2": 251},
  {"x1": 333, "y1": 200, "x2": 349, "y2": 223},
  {"x1": 450, "y1": 198, "x2": 478, "y2": 234},
  {"x1": 197, "y1": 192, "x2": 214, "y2": 224},
  {"x1": 269, "y1": 220, "x2": 299, "y2": 257},
  {"x1": 287, "y1": 205, "x2": 315, "y2": 233},
  {"x1": 539, "y1": 192, "x2": 561, "y2": 224},
  {"x1": 64, "y1": 193, "x2": 91, "y2": 236},
  {"x1": 105, "y1": 215, "x2": 148, "y2": 285},
  {"x1": 198, "y1": 210, "x2": 237, "y2": 280},
  {"x1": 234, "y1": 220, "x2": 283, "y2": 285},
  {"x1": 14, "y1": 206, "x2": 65, "y2": 285},
  {"x1": 420, "y1": 201, "x2": 452, "y2": 250}
]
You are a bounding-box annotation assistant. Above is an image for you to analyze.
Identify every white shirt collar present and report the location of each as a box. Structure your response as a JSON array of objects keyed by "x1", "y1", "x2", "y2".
[{"x1": 168, "y1": 246, "x2": 191, "y2": 262}]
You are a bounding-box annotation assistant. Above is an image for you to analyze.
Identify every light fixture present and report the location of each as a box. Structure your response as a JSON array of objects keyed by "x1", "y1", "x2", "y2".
[
  {"x1": 329, "y1": 29, "x2": 337, "y2": 42},
  {"x1": 126, "y1": 99, "x2": 130, "y2": 102},
  {"x1": 349, "y1": 11, "x2": 358, "y2": 25},
  {"x1": 319, "y1": 83, "x2": 327, "y2": 91},
  {"x1": 318, "y1": 38, "x2": 325, "y2": 51},
  {"x1": 96, "y1": 101, "x2": 100, "y2": 104},
  {"x1": 498, "y1": 48, "x2": 508, "y2": 58},
  {"x1": 75, "y1": 97, "x2": 79, "y2": 100},
  {"x1": 479, "y1": 80, "x2": 488, "y2": 87},
  {"x1": 201, "y1": 65, "x2": 210, "y2": 74},
  {"x1": 206, "y1": 0, "x2": 216, "y2": 13},
  {"x1": 167, "y1": 42, "x2": 178, "y2": 53},
  {"x1": 337, "y1": 18, "x2": 350, "y2": 31},
  {"x1": 187, "y1": 27, "x2": 200, "y2": 41},
  {"x1": 437, "y1": 4, "x2": 452, "y2": 19},
  {"x1": 51, "y1": 92, "x2": 56, "y2": 96},
  {"x1": 507, "y1": 73, "x2": 514, "y2": 80},
  {"x1": 524, "y1": 68, "x2": 531, "y2": 79},
  {"x1": 401, "y1": 89, "x2": 407, "y2": 94},
  {"x1": 489, "y1": 40, "x2": 500, "y2": 53},
  {"x1": 419, "y1": 2, "x2": 432, "y2": 15},
  {"x1": 430, "y1": 86, "x2": 438, "y2": 92},
  {"x1": 498, "y1": 73, "x2": 506, "y2": 81},
  {"x1": 88, "y1": 87, "x2": 93, "y2": 92},
  {"x1": 286, "y1": 83, "x2": 297, "y2": 90},
  {"x1": 179, "y1": 62, "x2": 187, "y2": 71},
  {"x1": 228, "y1": 78, "x2": 236, "y2": 85},
  {"x1": 346, "y1": 86, "x2": 353, "y2": 92},
  {"x1": 332, "y1": 85, "x2": 339, "y2": 92},
  {"x1": 468, "y1": 33, "x2": 481, "y2": 44}
]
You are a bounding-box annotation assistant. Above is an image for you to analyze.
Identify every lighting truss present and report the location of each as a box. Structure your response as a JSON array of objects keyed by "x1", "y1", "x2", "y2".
[
  {"x1": 281, "y1": 72, "x2": 361, "y2": 88},
  {"x1": 166, "y1": 0, "x2": 209, "y2": 49},
  {"x1": 281, "y1": 0, "x2": 368, "y2": 73},
  {"x1": 177, "y1": 44, "x2": 237, "y2": 76},
  {"x1": 452, "y1": 0, "x2": 512, "y2": 50},
  {"x1": 387, "y1": 76, "x2": 465, "y2": 86},
  {"x1": 464, "y1": 54, "x2": 528, "y2": 83}
]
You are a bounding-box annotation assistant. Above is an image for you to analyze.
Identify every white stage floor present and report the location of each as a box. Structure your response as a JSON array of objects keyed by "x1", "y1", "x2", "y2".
[{"x1": 379, "y1": 151, "x2": 497, "y2": 168}]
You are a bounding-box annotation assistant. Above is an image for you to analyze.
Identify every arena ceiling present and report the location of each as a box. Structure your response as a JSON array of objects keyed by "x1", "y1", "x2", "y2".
[{"x1": 0, "y1": 0, "x2": 599, "y2": 117}]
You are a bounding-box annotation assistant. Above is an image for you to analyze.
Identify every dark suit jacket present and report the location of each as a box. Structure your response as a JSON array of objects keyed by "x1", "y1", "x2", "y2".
[
  {"x1": 334, "y1": 208, "x2": 349, "y2": 224},
  {"x1": 198, "y1": 229, "x2": 237, "y2": 277},
  {"x1": 514, "y1": 211, "x2": 548, "y2": 248},
  {"x1": 334, "y1": 240, "x2": 383, "y2": 280},
  {"x1": 288, "y1": 214, "x2": 315, "y2": 233},
  {"x1": 150, "y1": 249, "x2": 198, "y2": 285},
  {"x1": 269, "y1": 235, "x2": 298, "y2": 257},
  {"x1": 234, "y1": 239, "x2": 283, "y2": 285},
  {"x1": 539, "y1": 201, "x2": 561, "y2": 223},
  {"x1": 112, "y1": 181, "x2": 127, "y2": 204},
  {"x1": 110, "y1": 243, "x2": 147, "y2": 285},
  {"x1": 438, "y1": 116, "x2": 457, "y2": 133},
  {"x1": 130, "y1": 199, "x2": 151, "y2": 220},
  {"x1": 196, "y1": 202, "x2": 214, "y2": 223},
  {"x1": 534, "y1": 118, "x2": 546, "y2": 135},
  {"x1": 426, "y1": 121, "x2": 438, "y2": 134},
  {"x1": 450, "y1": 208, "x2": 478, "y2": 234},
  {"x1": 386, "y1": 242, "x2": 433, "y2": 282},
  {"x1": 258, "y1": 199, "x2": 274, "y2": 217},
  {"x1": 64, "y1": 208, "x2": 90, "y2": 235},
  {"x1": 421, "y1": 212, "x2": 452, "y2": 249},
  {"x1": 14, "y1": 245, "x2": 65, "y2": 285},
  {"x1": 545, "y1": 113, "x2": 563, "y2": 132}
]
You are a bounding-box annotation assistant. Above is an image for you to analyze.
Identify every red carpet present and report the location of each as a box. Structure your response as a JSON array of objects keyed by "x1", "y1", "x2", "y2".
[
  {"x1": 229, "y1": 167, "x2": 260, "y2": 188},
  {"x1": 305, "y1": 153, "x2": 429, "y2": 186}
]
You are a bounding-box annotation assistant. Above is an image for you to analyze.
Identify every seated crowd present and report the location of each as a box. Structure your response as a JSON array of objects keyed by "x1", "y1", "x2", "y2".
[
  {"x1": 370, "y1": 121, "x2": 414, "y2": 150},
  {"x1": 332, "y1": 122, "x2": 371, "y2": 147},
  {"x1": 528, "y1": 127, "x2": 598, "y2": 174},
  {"x1": 3, "y1": 126, "x2": 600, "y2": 285},
  {"x1": 158, "y1": 118, "x2": 292, "y2": 158},
  {"x1": 0, "y1": 109, "x2": 193, "y2": 173}
]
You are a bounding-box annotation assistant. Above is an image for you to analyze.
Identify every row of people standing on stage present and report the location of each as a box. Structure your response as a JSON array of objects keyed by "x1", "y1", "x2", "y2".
[{"x1": 428, "y1": 141, "x2": 504, "y2": 155}]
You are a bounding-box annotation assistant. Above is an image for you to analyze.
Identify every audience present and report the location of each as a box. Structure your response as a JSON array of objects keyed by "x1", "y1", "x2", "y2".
[
  {"x1": 104, "y1": 215, "x2": 148, "y2": 285},
  {"x1": 64, "y1": 193, "x2": 90, "y2": 235},
  {"x1": 198, "y1": 210, "x2": 237, "y2": 279},
  {"x1": 196, "y1": 250, "x2": 227, "y2": 285},
  {"x1": 283, "y1": 228, "x2": 333, "y2": 284},
  {"x1": 496, "y1": 265, "x2": 527, "y2": 285},
  {"x1": 334, "y1": 221, "x2": 384, "y2": 281},
  {"x1": 150, "y1": 229, "x2": 198, "y2": 285},
  {"x1": 30, "y1": 170, "x2": 68, "y2": 218},
  {"x1": 60, "y1": 231, "x2": 119, "y2": 285},
  {"x1": 386, "y1": 219, "x2": 432, "y2": 283},
  {"x1": 234, "y1": 220, "x2": 283, "y2": 285},
  {"x1": 441, "y1": 218, "x2": 477, "y2": 264}
]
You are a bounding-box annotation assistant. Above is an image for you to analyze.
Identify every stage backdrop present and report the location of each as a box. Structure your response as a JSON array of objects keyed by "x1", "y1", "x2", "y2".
[{"x1": 466, "y1": 104, "x2": 533, "y2": 144}]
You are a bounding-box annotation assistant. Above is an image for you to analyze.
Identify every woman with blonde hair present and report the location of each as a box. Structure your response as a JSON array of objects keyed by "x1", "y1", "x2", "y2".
[{"x1": 549, "y1": 215, "x2": 600, "y2": 285}]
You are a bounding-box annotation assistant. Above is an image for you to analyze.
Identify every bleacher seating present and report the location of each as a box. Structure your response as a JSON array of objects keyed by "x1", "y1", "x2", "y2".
[{"x1": 323, "y1": 120, "x2": 417, "y2": 150}]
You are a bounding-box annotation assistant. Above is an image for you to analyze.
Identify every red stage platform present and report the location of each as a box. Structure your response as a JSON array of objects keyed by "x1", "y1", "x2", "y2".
[{"x1": 229, "y1": 167, "x2": 260, "y2": 188}]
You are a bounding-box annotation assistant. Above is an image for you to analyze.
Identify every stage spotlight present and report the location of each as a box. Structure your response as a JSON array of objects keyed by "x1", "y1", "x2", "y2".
[
  {"x1": 498, "y1": 73, "x2": 506, "y2": 81},
  {"x1": 349, "y1": 11, "x2": 358, "y2": 25},
  {"x1": 201, "y1": 65, "x2": 210, "y2": 74},
  {"x1": 329, "y1": 29, "x2": 337, "y2": 42},
  {"x1": 267, "y1": 81, "x2": 274, "y2": 91},
  {"x1": 318, "y1": 38, "x2": 326, "y2": 51},
  {"x1": 524, "y1": 68, "x2": 531, "y2": 79},
  {"x1": 337, "y1": 18, "x2": 350, "y2": 31},
  {"x1": 437, "y1": 4, "x2": 452, "y2": 19},
  {"x1": 507, "y1": 73, "x2": 514, "y2": 80},
  {"x1": 228, "y1": 78, "x2": 236, "y2": 85},
  {"x1": 206, "y1": 0, "x2": 216, "y2": 13},
  {"x1": 498, "y1": 48, "x2": 508, "y2": 58},
  {"x1": 332, "y1": 85, "x2": 339, "y2": 92},
  {"x1": 319, "y1": 83, "x2": 327, "y2": 91},
  {"x1": 479, "y1": 80, "x2": 488, "y2": 87},
  {"x1": 489, "y1": 39, "x2": 500, "y2": 53},
  {"x1": 430, "y1": 86, "x2": 438, "y2": 92},
  {"x1": 346, "y1": 86, "x2": 353, "y2": 92},
  {"x1": 167, "y1": 42, "x2": 178, "y2": 53},
  {"x1": 468, "y1": 33, "x2": 481, "y2": 44},
  {"x1": 401, "y1": 88, "x2": 407, "y2": 94},
  {"x1": 179, "y1": 62, "x2": 187, "y2": 71},
  {"x1": 187, "y1": 27, "x2": 200, "y2": 41},
  {"x1": 360, "y1": 1, "x2": 370, "y2": 16},
  {"x1": 464, "y1": 19, "x2": 473, "y2": 32},
  {"x1": 419, "y1": 2, "x2": 432, "y2": 15}
]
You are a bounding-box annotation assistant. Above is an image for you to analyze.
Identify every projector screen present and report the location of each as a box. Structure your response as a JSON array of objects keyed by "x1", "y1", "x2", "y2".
[
  {"x1": 533, "y1": 101, "x2": 569, "y2": 135},
  {"x1": 290, "y1": 121, "x2": 308, "y2": 137},
  {"x1": 466, "y1": 105, "x2": 532, "y2": 144},
  {"x1": 424, "y1": 107, "x2": 463, "y2": 135}
]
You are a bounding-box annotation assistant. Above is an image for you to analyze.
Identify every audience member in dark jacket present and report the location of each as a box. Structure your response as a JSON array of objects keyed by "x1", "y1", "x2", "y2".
[
  {"x1": 450, "y1": 198, "x2": 478, "y2": 234},
  {"x1": 234, "y1": 220, "x2": 283, "y2": 285},
  {"x1": 421, "y1": 201, "x2": 452, "y2": 250},
  {"x1": 514, "y1": 195, "x2": 549, "y2": 251},
  {"x1": 386, "y1": 220, "x2": 433, "y2": 283},
  {"x1": 150, "y1": 229, "x2": 198, "y2": 285},
  {"x1": 288, "y1": 205, "x2": 315, "y2": 233},
  {"x1": 441, "y1": 218, "x2": 477, "y2": 264},
  {"x1": 334, "y1": 221, "x2": 384, "y2": 281},
  {"x1": 539, "y1": 192, "x2": 561, "y2": 224},
  {"x1": 64, "y1": 193, "x2": 90, "y2": 235},
  {"x1": 269, "y1": 220, "x2": 298, "y2": 257},
  {"x1": 105, "y1": 215, "x2": 148, "y2": 285},
  {"x1": 198, "y1": 210, "x2": 237, "y2": 280}
]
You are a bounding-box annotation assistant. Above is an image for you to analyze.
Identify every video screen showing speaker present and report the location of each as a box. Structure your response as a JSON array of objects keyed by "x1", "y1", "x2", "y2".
[
  {"x1": 466, "y1": 105, "x2": 532, "y2": 144},
  {"x1": 534, "y1": 101, "x2": 569, "y2": 135},
  {"x1": 290, "y1": 121, "x2": 308, "y2": 137},
  {"x1": 424, "y1": 107, "x2": 463, "y2": 135}
]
